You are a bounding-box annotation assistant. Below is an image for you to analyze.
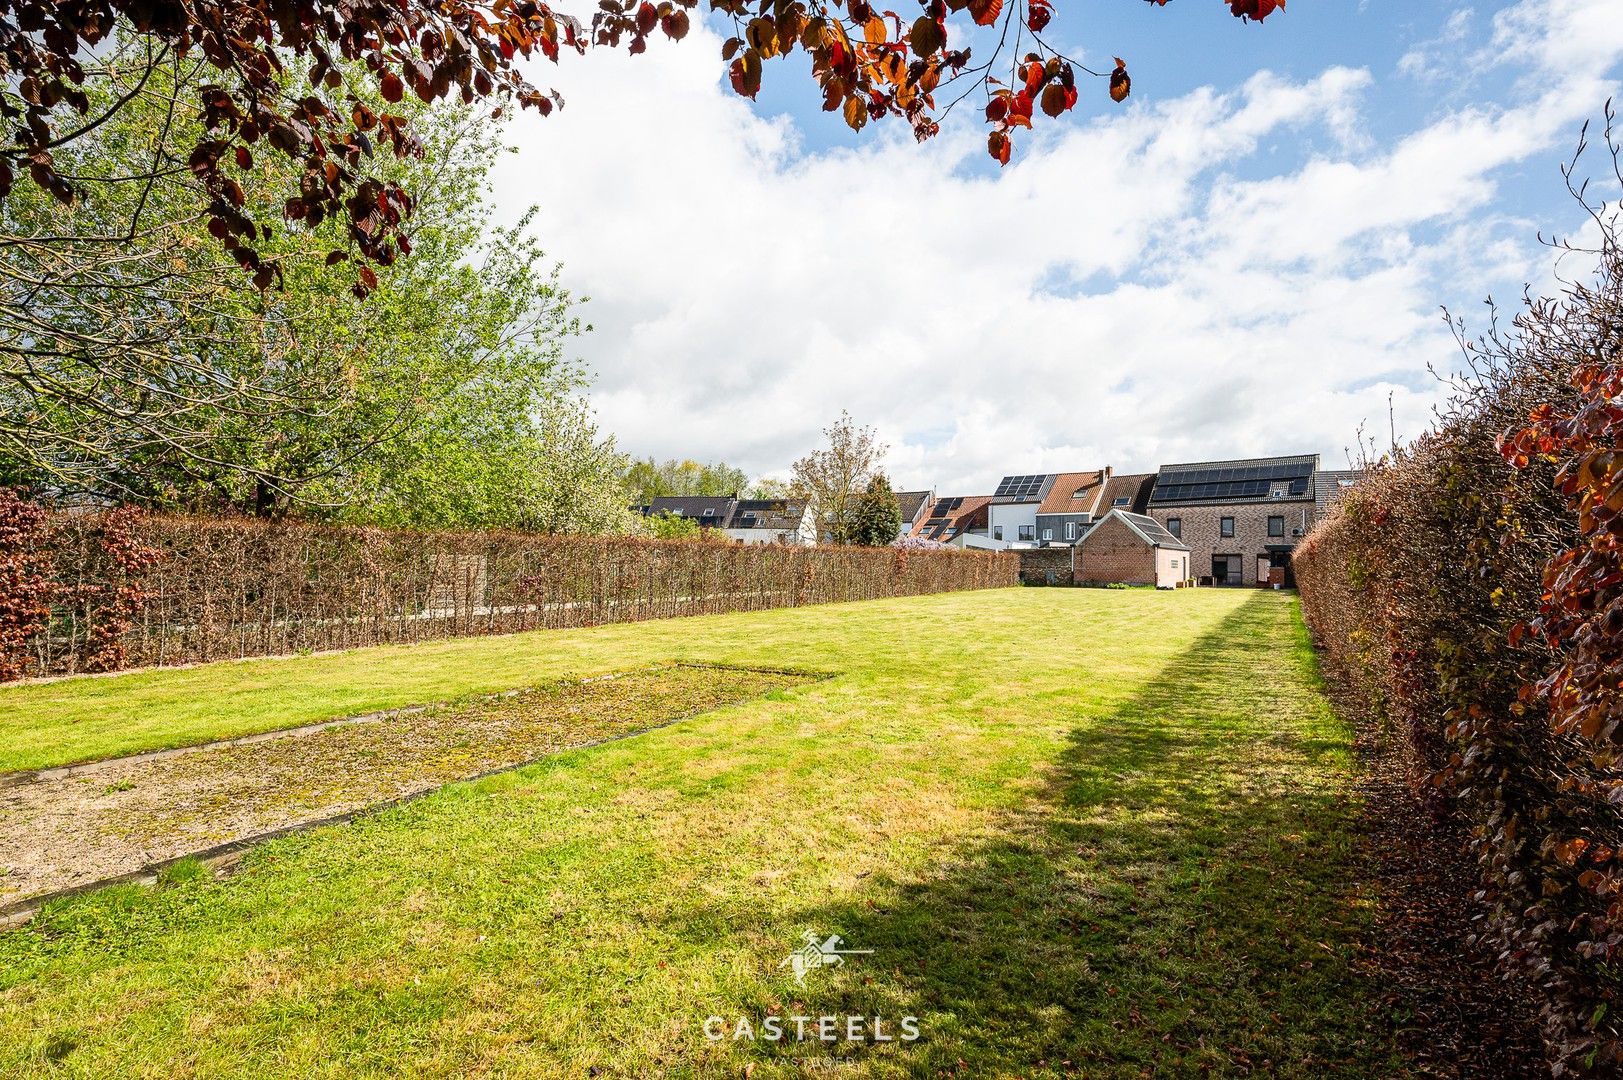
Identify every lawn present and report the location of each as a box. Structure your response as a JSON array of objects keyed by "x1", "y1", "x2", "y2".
[{"x1": 0, "y1": 588, "x2": 1403, "y2": 1076}]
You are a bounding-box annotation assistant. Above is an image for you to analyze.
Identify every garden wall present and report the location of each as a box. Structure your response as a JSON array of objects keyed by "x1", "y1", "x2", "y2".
[{"x1": 0, "y1": 508, "x2": 1017, "y2": 679}]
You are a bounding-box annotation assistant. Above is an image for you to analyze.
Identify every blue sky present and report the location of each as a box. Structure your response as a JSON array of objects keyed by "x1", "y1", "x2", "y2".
[{"x1": 491, "y1": 0, "x2": 1623, "y2": 491}]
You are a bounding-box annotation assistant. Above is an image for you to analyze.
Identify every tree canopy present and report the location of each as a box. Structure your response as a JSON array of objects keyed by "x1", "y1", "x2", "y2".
[
  {"x1": 791, "y1": 411, "x2": 885, "y2": 545},
  {"x1": 849, "y1": 473, "x2": 902, "y2": 546},
  {"x1": 622, "y1": 458, "x2": 749, "y2": 503},
  {"x1": 3, "y1": 43, "x2": 631, "y2": 530},
  {"x1": 2, "y1": 0, "x2": 1282, "y2": 295}
]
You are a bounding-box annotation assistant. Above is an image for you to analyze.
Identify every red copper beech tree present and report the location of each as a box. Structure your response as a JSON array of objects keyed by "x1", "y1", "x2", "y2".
[{"x1": 2, "y1": 0, "x2": 1280, "y2": 293}]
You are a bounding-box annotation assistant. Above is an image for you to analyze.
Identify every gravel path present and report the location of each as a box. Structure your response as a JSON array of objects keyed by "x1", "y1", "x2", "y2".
[{"x1": 0, "y1": 665, "x2": 807, "y2": 906}]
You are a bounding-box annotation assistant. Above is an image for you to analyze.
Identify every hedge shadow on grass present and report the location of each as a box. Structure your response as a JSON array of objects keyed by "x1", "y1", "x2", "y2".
[{"x1": 710, "y1": 592, "x2": 1402, "y2": 1077}]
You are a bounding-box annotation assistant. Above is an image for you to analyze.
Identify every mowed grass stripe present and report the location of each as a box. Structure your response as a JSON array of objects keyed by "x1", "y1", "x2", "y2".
[
  {"x1": 1, "y1": 589, "x2": 1009, "y2": 774},
  {"x1": 0, "y1": 589, "x2": 1404, "y2": 1076}
]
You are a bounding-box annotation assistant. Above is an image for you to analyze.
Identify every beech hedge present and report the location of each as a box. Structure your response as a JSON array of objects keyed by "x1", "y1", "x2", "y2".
[
  {"x1": 1296, "y1": 193, "x2": 1623, "y2": 1073},
  {"x1": 0, "y1": 507, "x2": 1015, "y2": 679}
]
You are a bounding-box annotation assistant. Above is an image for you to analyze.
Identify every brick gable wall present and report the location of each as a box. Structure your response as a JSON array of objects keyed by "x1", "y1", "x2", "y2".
[{"x1": 1074, "y1": 515, "x2": 1158, "y2": 586}]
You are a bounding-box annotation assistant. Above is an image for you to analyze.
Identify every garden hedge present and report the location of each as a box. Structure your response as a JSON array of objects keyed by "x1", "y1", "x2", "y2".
[
  {"x1": 1295, "y1": 206, "x2": 1623, "y2": 1074},
  {"x1": 0, "y1": 508, "x2": 1015, "y2": 679}
]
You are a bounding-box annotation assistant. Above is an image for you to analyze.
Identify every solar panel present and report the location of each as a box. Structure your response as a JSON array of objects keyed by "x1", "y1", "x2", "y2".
[
  {"x1": 994, "y1": 474, "x2": 1047, "y2": 499},
  {"x1": 1150, "y1": 460, "x2": 1318, "y2": 504}
]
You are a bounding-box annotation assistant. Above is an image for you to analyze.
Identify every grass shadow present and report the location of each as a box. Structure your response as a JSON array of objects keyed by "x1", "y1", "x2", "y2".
[{"x1": 712, "y1": 592, "x2": 1400, "y2": 1077}]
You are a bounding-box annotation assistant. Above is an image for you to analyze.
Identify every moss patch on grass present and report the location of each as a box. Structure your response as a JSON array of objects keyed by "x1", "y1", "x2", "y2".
[{"x1": 0, "y1": 665, "x2": 813, "y2": 905}]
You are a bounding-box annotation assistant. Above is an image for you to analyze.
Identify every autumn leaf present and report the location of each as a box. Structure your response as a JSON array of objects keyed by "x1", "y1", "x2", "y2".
[
  {"x1": 661, "y1": 10, "x2": 690, "y2": 40},
  {"x1": 747, "y1": 17, "x2": 780, "y2": 58},
  {"x1": 1039, "y1": 82, "x2": 1067, "y2": 118},
  {"x1": 843, "y1": 94, "x2": 868, "y2": 131},
  {"x1": 1027, "y1": 0, "x2": 1053, "y2": 32},
  {"x1": 987, "y1": 129, "x2": 1011, "y2": 165},
  {"x1": 1109, "y1": 57, "x2": 1131, "y2": 103},
  {"x1": 910, "y1": 16, "x2": 945, "y2": 58},
  {"x1": 1008, "y1": 88, "x2": 1033, "y2": 126},
  {"x1": 380, "y1": 72, "x2": 404, "y2": 102},
  {"x1": 730, "y1": 49, "x2": 764, "y2": 98},
  {"x1": 1229, "y1": 0, "x2": 1284, "y2": 21},
  {"x1": 967, "y1": 0, "x2": 1003, "y2": 28}
]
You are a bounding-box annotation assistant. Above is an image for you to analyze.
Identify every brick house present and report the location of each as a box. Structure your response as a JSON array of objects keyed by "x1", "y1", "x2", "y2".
[
  {"x1": 1033, "y1": 469, "x2": 1108, "y2": 545},
  {"x1": 989, "y1": 468, "x2": 1127, "y2": 547},
  {"x1": 1074, "y1": 509, "x2": 1190, "y2": 588},
  {"x1": 1144, "y1": 454, "x2": 1319, "y2": 587}
]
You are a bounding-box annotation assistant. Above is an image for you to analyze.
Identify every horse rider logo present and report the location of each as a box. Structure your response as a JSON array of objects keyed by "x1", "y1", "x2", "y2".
[{"x1": 779, "y1": 930, "x2": 874, "y2": 985}]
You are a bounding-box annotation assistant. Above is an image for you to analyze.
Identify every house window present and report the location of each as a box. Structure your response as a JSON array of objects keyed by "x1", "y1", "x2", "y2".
[
  {"x1": 945, "y1": 528, "x2": 956, "y2": 538},
  {"x1": 993, "y1": 526, "x2": 1003, "y2": 541},
  {"x1": 1041, "y1": 528, "x2": 1053, "y2": 541},
  {"x1": 1113, "y1": 497, "x2": 1130, "y2": 507},
  {"x1": 1018, "y1": 525, "x2": 1034, "y2": 541},
  {"x1": 1268, "y1": 515, "x2": 1285, "y2": 538},
  {"x1": 1065, "y1": 522, "x2": 1078, "y2": 541},
  {"x1": 1166, "y1": 517, "x2": 1181, "y2": 538},
  {"x1": 702, "y1": 508, "x2": 714, "y2": 517},
  {"x1": 1220, "y1": 516, "x2": 1235, "y2": 538}
]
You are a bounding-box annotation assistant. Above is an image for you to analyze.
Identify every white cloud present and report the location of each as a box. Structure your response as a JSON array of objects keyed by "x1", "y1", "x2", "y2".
[{"x1": 492, "y1": 1, "x2": 1623, "y2": 492}]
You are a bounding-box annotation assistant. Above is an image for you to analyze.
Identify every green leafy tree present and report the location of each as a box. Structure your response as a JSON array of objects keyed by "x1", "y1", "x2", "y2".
[
  {"x1": 850, "y1": 474, "x2": 903, "y2": 547},
  {"x1": 744, "y1": 476, "x2": 793, "y2": 500},
  {"x1": 3, "y1": 43, "x2": 601, "y2": 527},
  {"x1": 791, "y1": 412, "x2": 886, "y2": 545},
  {"x1": 334, "y1": 396, "x2": 635, "y2": 535},
  {"x1": 622, "y1": 458, "x2": 749, "y2": 503},
  {"x1": 645, "y1": 512, "x2": 701, "y2": 541}
]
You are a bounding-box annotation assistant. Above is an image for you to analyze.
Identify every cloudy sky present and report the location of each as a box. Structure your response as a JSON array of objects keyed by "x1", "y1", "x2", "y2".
[{"x1": 490, "y1": 0, "x2": 1623, "y2": 493}]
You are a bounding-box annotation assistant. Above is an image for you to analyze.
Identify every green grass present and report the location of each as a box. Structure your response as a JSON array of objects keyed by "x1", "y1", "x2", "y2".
[{"x1": 0, "y1": 588, "x2": 1403, "y2": 1076}]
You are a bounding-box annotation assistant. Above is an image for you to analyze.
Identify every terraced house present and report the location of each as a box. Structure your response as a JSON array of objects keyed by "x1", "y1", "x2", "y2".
[{"x1": 1144, "y1": 454, "x2": 1321, "y2": 587}]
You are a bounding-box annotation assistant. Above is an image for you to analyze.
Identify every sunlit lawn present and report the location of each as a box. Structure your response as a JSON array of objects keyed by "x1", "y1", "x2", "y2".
[{"x1": 0, "y1": 588, "x2": 1403, "y2": 1076}]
